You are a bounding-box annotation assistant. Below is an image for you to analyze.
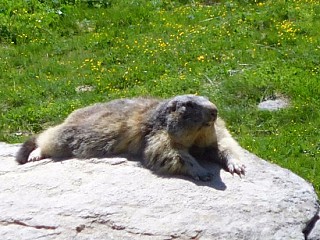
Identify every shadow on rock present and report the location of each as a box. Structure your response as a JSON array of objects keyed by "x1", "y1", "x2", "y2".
[{"x1": 156, "y1": 162, "x2": 226, "y2": 191}]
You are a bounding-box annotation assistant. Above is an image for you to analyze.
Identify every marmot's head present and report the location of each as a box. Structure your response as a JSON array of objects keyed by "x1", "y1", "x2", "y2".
[{"x1": 165, "y1": 95, "x2": 218, "y2": 139}]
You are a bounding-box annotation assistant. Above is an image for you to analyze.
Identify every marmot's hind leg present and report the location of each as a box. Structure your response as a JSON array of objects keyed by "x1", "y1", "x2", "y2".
[
  {"x1": 17, "y1": 124, "x2": 74, "y2": 164},
  {"x1": 28, "y1": 147, "x2": 45, "y2": 162},
  {"x1": 36, "y1": 124, "x2": 73, "y2": 160}
]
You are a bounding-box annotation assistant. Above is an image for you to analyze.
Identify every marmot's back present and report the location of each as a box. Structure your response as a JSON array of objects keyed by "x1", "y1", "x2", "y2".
[
  {"x1": 64, "y1": 98, "x2": 160, "y2": 126},
  {"x1": 60, "y1": 97, "x2": 161, "y2": 158}
]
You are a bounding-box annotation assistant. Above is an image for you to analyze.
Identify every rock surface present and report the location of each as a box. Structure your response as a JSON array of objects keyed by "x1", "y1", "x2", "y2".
[{"x1": 0, "y1": 142, "x2": 319, "y2": 240}]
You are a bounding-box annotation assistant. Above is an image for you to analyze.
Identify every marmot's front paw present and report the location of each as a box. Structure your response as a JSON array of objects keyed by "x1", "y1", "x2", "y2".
[{"x1": 227, "y1": 159, "x2": 246, "y2": 176}]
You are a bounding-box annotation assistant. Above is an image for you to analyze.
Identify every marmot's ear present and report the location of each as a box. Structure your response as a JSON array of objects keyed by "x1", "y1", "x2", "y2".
[{"x1": 167, "y1": 100, "x2": 177, "y2": 112}]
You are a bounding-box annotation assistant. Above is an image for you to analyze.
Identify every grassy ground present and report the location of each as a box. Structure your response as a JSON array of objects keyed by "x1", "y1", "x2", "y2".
[{"x1": 0, "y1": 0, "x2": 319, "y2": 195}]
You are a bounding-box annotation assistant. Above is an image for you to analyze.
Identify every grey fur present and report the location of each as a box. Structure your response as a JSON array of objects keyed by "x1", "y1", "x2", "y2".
[{"x1": 16, "y1": 95, "x2": 245, "y2": 180}]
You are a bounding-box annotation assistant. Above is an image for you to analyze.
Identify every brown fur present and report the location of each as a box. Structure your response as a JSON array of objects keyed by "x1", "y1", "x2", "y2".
[{"x1": 16, "y1": 95, "x2": 245, "y2": 180}]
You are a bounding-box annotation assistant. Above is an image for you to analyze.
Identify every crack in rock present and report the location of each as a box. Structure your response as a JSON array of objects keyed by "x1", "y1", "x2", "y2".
[
  {"x1": 169, "y1": 230, "x2": 203, "y2": 240},
  {"x1": 123, "y1": 228, "x2": 203, "y2": 239},
  {"x1": 90, "y1": 218, "x2": 126, "y2": 231},
  {"x1": 191, "y1": 230, "x2": 203, "y2": 239},
  {"x1": 303, "y1": 210, "x2": 320, "y2": 240},
  {"x1": 86, "y1": 217, "x2": 162, "y2": 238},
  {"x1": 0, "y1": 171, "x2": 11, "y2": 176},
  {"x1": 0, "y1": 220, "x2": 58, "y2": 230}
]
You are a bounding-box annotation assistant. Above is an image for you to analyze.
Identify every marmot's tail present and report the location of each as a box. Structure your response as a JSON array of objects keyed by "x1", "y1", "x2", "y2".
[{"x1": 16, "y1": 136, "x2": 37, "y2": 164}]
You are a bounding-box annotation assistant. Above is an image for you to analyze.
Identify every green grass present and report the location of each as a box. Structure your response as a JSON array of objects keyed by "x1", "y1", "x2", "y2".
[{"x1": 0, "y1": 0, "x2": 319, "y2": 195}]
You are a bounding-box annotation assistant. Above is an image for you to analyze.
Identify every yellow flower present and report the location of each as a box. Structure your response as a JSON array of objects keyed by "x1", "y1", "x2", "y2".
[{"x1": 197, "y1": 55, "x2": 205, "y2": 61}]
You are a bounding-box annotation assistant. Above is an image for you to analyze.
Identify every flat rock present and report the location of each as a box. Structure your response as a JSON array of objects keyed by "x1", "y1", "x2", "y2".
[
  {"x1": 0, "y1": 142, "x2": 319, "y2": 240},
  {"x1": 258, "y1": 98, "x2": 289, "y2": 111}
]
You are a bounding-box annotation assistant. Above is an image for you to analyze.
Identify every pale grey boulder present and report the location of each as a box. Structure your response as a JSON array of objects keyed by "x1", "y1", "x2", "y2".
[{"x1": 0, "y1": 142, "x2": 319, "y2": 240}]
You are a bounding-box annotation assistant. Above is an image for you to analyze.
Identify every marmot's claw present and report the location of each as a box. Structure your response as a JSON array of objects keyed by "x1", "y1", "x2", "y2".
[
  {"x1": 227, "y1": 161, "x2": 246, "y2": 177},
  {"x1": 235, "y1": 165, "x2": 246, "y2": 176}
]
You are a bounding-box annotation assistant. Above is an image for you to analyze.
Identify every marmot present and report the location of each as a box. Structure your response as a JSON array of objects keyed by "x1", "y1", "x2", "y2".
[{"x1": 16, "y1": 95, "x2": 245, "y2": 180}]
